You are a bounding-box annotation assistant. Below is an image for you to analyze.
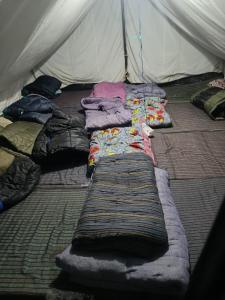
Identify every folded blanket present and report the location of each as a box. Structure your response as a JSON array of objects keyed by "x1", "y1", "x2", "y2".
[
  {"x1": 91, "y1": 82, "x2": 126, "y2": 102},
  {"x1": 81, "y1": 97, "x2": 131, "y2": 130},
  {"x1": 56, "y1": 167, "x2": 190, "y2": 295},
  {"x1": 32, "y1": 109, "x2": 89, "y2": 165},
  {"x1": 0, "y1": 147, "x2": 40, "y2": 211},
  {"x1": 73, "y1": 153, "x2": 168, "y2": 258},
  {"x1": 145, "y1": 97, "x2": 172, "y2": 128},
  {"x1": 0, "y1": 121, "x2": 43, "y2": 155},
  {"x1": 127, "y1": 97, "x2": 172, "y2": 128},
  {"x1": 191, "y1": 87, "x2": 225, "y2": 119},
  {"x1": 126, "y1": 83, "x2": 166, "y2": 99},
  {"x1": 3, "y1": 94, "x2": 57, "y2": 124},
  {"x1": 22, "y1": 75, "x2": 62, "y2": 99}
]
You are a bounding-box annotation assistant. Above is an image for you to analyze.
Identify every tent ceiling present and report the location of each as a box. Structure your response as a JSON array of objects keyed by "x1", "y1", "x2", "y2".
[{"x1": 0, "y1": 0, "x2": 224, "y2": 107}]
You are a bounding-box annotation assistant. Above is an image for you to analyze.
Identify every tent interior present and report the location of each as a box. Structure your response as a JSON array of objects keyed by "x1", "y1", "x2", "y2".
[{"x1": 0, "y1": 0, "x2": 225, "y2": 299}]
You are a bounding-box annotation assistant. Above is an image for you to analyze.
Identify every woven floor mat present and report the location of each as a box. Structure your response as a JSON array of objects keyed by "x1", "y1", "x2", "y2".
[
  {"x1": 170, "y1": 177, "x2": 225, "y2": 270},
  {"x1": 39, "y1": 163, "x2": 90, "y2": 186},
  {"x1": 158, "y1": 103, "x2": 225, "y2": 133},
  {"x1": 152, "y1": 130, "x2": 225, "y2": 179},
  {"x1": 0, "y1": 187, "x2": 87, "y2": 297}
]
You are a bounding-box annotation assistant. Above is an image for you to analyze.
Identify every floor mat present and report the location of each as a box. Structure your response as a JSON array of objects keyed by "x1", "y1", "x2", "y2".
[
  {"x1": 152, "y1": 130, "x2": 225, "y2": 179},
  {"x1": 170, "y1": 177, "x2": 225, "y2": 269},
  {"x1": 0, "y1": 186, "x2": 87, "y2": 297},
  {"x1": 39, "y1": 164, "x2": 90, "y2": 186},
  {"x1": 158, "y1": 103, "x2": 225, "y2": 133},
  {"x1": 163, "y1": 77, "x2": 218, "y2": 103}
]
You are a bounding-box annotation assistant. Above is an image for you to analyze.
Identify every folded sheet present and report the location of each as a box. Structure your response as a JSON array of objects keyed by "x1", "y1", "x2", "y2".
[{"x1": 56, "y1": 167, "x2": 190, "y2": 295}]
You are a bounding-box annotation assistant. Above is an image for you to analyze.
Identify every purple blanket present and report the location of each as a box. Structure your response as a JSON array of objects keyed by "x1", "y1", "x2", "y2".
[{"x1": 81, "y1": 97, "x2": 131, "y2": 131}]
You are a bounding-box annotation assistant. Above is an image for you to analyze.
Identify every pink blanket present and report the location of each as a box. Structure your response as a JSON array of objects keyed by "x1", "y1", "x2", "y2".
[{"x1": 91, "y1": 82, "x2": 126, "y2": 102}]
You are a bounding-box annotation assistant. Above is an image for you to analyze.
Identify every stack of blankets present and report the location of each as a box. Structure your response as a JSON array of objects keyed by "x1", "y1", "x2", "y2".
[
  {"x1": 57, "y1": 153, "x2": 190, "y2": 295},
  {"x1": 56, "y1": 82, "x2": 189, "y2": 296},
  {"x1": 0, "y1": 76, "x2": 89, "y2": 211},
  {"x1": 81, "y1": 81, "x2": 172, "y2": 174}
]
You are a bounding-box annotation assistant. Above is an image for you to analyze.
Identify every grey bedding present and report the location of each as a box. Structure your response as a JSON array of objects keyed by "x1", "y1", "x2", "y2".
[
  {"x1": 126, "y1": 83, "x2": 166, "y2": 99},
  {"x1": 56, "y1": 168, "x2": 190, "y2": 295}
]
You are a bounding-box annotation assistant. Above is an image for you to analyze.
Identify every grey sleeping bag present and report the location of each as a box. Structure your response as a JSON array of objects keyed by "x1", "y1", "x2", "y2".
[{"x1": 56, "y1": 168, "x2": 190, "y2": 295}]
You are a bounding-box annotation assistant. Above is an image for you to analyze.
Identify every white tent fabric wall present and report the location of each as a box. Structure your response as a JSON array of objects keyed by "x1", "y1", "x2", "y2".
[
  {"x1": 36, "y1": 0, "x2": 125, "y2": 85},
  {"x1": 152, "y1": 0, "x2": 225, "y2": 61},
  {"x1": 0, "y1": 0, "x2": 95, "y2": 110},
  {"x1": 125, "y1": 0, "x2": 224, "y2": 83},
  {"x1": 0, "y1": 0, "x2": 225, "y2": 110}
]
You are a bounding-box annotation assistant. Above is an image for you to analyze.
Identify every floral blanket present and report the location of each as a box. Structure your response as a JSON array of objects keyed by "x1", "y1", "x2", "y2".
[
  {"x1": 127, "y1": 97, "x2": 172, "y2": 128},
  {"x1": 88, "y1": 125, "x2": 155, "y2": 175},
  {"x1": 88, "y1": 96, "x2": 171, "y2": 174}
]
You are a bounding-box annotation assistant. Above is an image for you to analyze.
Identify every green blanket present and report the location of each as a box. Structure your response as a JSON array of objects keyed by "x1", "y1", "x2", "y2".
[
  {"x1": 191, "y1": 87, "x2": 225, "y2": 119},
  {"x1": 0, "y1": 121, "x2": 43, "y2": 155}
]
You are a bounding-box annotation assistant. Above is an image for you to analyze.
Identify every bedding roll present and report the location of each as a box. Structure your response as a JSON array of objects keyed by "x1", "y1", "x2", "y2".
[{"x1": 72, "y1": 152, "x2": 168, "y2": 258}]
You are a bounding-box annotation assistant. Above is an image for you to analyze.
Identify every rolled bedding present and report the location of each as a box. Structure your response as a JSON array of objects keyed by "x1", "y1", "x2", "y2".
[
  {"x1": 72, "y1": 152, "x2": 168, "y2": 258},
  {"x1": 56, "y1": 166, "x2": 190, "y2": 295}
]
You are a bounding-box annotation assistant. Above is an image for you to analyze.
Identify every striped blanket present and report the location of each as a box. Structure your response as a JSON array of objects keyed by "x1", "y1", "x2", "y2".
[
  {"x1": 191, "y1": 87, "x2": 225, "y2": 119},
  {"x1": 73, "y1": 153, "x2": 168, "y2": 258}
]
